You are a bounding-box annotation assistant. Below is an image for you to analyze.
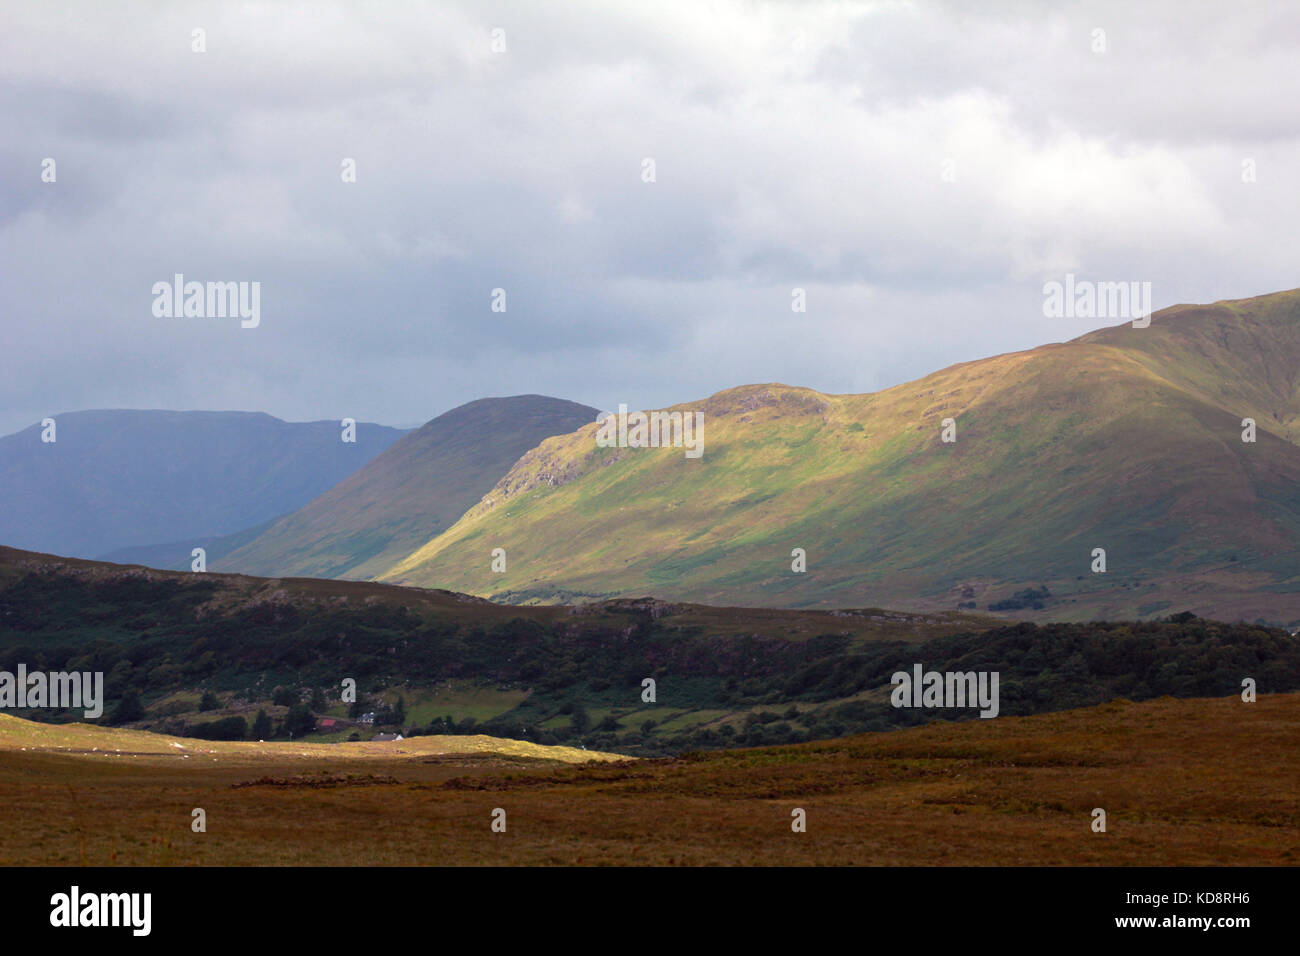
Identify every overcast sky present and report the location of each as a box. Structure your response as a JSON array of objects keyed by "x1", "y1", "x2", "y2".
[{"x1": 2, "y1": 0, "x2": 1298, "y2": 435}]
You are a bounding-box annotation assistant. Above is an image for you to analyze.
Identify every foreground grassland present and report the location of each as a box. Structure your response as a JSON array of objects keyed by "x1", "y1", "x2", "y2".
[{"x1": 1, "y1": 693, "x2": 1295, "y2": 866}]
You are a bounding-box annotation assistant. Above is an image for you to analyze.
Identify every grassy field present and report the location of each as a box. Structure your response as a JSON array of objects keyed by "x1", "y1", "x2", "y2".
[
  {"x1": 0, "y1": 714, "x2": 621, "y2": 763},
  {"x1": 1, "y1": 692, "x2": 1295, "y2": 866},
  {"x1": 388, "y1": 682, "x2": 532, "y2": 726}
]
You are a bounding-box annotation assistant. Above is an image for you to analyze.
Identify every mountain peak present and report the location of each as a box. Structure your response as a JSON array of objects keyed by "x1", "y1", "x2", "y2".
[{"x1": 216, "y1": 395, "x2": 599, "y2": 580}]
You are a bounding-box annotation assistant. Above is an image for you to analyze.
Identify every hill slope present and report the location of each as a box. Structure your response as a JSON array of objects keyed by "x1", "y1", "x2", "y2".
[
  {"x1": 6, "y1": 545, "x2": 1296, "y2": 757},
  {"x1": 96, "y1": 514, "x2": 283, "y2": 572},
  {"x1": 0, "y1": 713, "x2": 622, "y2": 764},
  {"x1": 216, "y1": 396, "x2": 599, "y2": 579},
  {"x1": 0, "y1": 410, "x2": 406, "y2": 559},
  {"x1": 382, "y1": 291, "x2": 1300, "y2": 624}
]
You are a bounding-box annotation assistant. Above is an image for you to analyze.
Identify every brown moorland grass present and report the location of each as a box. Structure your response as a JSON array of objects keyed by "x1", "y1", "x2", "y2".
[{"x1": 0, "y1": 692, "x2": 1296, "y2": 866}]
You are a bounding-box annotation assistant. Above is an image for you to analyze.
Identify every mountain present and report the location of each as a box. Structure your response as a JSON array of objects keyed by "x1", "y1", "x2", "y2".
[
  {"x1": 0, "y1": 410, "x2": 407, "y2": 560},
  {"x1": 214, "y1": 396, "x2": 600, "y2": 579},
  {"x1": 381, "y1": 290, "x2": 1300, "y2": 625},
  {"x1": 96, "y1": 515, "x2": 282, "y2": 572}
]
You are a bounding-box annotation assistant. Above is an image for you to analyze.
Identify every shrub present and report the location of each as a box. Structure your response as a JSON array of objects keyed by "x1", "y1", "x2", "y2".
[
  {"x1": 187, "y1": 716, "x2": 247, "y2": 740},
  {"x1": 272, "y1": 686, "x2": 297, "y2": 707},
  {"x1": 108, "y1": 691, "x2": 144, "y2": 725}
]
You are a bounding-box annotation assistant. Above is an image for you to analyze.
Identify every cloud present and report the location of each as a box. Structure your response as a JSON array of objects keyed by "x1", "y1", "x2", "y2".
[{"x1": 1, "y1": 0, "x2": 1297, "y2": 434}]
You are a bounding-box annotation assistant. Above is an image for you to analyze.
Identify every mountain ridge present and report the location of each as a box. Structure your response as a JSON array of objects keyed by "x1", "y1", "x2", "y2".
[
  {"x1": 215, "y1": 395, "x2": 601, "y2": 579},
  {"x1": 379, "y1": 290, "x2": 1300, "y2": 625},
  {"x1": 0, "y1": 410, "x2": 408, "y2": 559}
]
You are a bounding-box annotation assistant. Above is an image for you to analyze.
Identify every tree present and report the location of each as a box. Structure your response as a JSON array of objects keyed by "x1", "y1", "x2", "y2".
[
  {"x1": 251, "y1": 709, "x2": 273, "y2": 739},
  {"x1": 272, "y1": 686, "x2": 297, "y2": 707},
  {"x1": 187, "y1": 716, "x2": 247, "y2": 741},
  {"x1": 109, "y1": 691, "x2": 144, "y2": 725},
  {"x1": 393, "y1": 695, "x2": 406, "y2": 725},
  {"x1": 281, "y1": 703, "x2": 316, "y2": 739},
  {"x1": 199, "y1": 690, "x2": 219, "y2": 712},
  {"x1": 570, "y1": 702, "x2": 590, "y2": 735},
  {"x1": 309, "y1": 687, "x2": 327, "y2": 711}
]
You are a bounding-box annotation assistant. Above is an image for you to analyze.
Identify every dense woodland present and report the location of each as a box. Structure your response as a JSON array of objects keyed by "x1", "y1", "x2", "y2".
[{"x1": 2, "y1": 569, "x2": 1296, "y2": 755}]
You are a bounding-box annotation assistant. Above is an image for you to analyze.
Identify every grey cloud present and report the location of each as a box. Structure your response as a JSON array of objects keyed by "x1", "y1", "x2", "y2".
[{"x1": 1, "y1": 0, "x2": 1297, "y2": 436}]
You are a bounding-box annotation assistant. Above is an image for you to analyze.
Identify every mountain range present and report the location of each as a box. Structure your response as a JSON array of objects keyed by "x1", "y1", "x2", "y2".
[
  {"x1": 6, "y1": 290, "x2": 1300, "y2": 625},
  {"x1": 0, "y1": 410, "x2": 407, "y2": 561},
  {"x1": 382, "y1": 290, "x2": 1300, "y2": 625}
]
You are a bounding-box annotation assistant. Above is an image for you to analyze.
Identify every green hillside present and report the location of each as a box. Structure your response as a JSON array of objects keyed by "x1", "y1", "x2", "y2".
[
  {"x1": 217, "y1": 396, "x2": 597, "y2": 579},
  {"x1": 381, "y1": 291, "x2": 1300, "y2": 624}
]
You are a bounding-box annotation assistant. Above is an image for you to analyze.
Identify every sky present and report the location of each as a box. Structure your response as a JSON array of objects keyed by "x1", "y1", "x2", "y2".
[{"x1": 2, "y1": 0, "x2": 1299, "y2": 435}]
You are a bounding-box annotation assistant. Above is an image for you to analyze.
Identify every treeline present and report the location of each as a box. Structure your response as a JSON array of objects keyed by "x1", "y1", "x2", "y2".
[{"x1": 1, "y1": 570, "x2": 1298, "y2": 755}]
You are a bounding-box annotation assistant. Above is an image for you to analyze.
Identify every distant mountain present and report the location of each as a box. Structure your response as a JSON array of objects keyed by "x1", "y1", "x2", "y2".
[
  {"x1": 0, "y1": 410, "x2": 407, "y2": 560},
  {"x1": 381, "y1": 290, "x2": 1300, "y2": 625},
  {"x1": 97, "y1": 515, "x2": 282, "y2": 572},
  {"x1": 216, "y1": 396, "x2": 600, "y2": 579}
]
